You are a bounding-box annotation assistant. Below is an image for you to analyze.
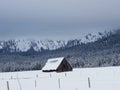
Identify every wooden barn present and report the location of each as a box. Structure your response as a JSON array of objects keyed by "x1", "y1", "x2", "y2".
[{"x1": 42, "y1": 57, "x2": 72, "y2": 72}]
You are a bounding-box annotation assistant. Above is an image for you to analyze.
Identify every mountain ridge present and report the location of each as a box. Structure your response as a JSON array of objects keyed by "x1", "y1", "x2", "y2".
[{"x1": 0, "y1": 33, "x2": 102, "y2": 53}]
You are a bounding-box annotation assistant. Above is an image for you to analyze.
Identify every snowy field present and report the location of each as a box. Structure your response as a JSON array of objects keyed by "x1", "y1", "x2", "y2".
[{"x1": 0, "y1": 66, "x2": 120, "y2": 90}]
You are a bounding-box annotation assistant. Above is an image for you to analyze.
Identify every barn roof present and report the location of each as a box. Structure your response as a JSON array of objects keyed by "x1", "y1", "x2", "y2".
[{"x1": 42, "y1": 57, "x2": 65, "y2": 71}]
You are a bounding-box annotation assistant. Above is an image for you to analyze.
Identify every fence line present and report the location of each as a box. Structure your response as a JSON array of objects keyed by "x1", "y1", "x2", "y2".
[
  {"x1": 0, "y1": 72, "x2": 70, "y2": 81},
  {"x1": 2, "y1": 76, "x2": 94, "y2": 90}
]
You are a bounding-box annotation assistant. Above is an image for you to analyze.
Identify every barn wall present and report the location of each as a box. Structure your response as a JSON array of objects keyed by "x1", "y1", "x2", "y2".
[{"x1": 57, "y1": 59, "x2": 72, "y2": 72}]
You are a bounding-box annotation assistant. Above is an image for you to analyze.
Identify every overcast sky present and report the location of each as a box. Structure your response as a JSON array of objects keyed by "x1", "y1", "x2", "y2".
[{"x1": 0, "y1": 0, "x2": 120, "y2": 40}]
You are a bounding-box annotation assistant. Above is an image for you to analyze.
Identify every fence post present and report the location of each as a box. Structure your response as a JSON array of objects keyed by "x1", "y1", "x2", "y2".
[
  {"x1": 16, "y1": 74, "x2": 22, "y2": 90},
  {"x1": 58, "y1": 78, "x2": 61, "y2": 89},
  {"x1": 36, "y1": 74, "x2": 38, "y2": 78},
  {"x1": 35, "y1": 80, "x2": 37, "y2": 88},
  {"x1": 50, "y1": 73, "x2": 52, "y2": 78},
  {"x1": 7, "y1": 81, "x2": 9, "y2": 90},
  {"x1": 11, "y1": 76, "x2": 12, "y2": 80},
  {"x1": 65, "y1": 73, "x2": 67, "y2": 77},
  {"x1": 88, "y1": 77, "x2": 91, "y2": 88}
]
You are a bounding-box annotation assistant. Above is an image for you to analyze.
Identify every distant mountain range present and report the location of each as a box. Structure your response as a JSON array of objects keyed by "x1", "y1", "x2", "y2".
[{"x1": 0, "y1": 33, "x2": 102, "y2": 53}]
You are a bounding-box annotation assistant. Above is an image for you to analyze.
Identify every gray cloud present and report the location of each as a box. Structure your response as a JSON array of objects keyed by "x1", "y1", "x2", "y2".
[{"x1": 0, "y1": 0, "x2": 120, "y2": 40}]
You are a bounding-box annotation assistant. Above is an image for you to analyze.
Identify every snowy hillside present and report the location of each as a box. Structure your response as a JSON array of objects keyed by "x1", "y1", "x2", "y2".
[
  {"x1": 0, "y1": 33, "x2": 102, "y2": 52},
  {"x1": 81, "y1": 33, "x2": 102, "y2": 43},
  {"x1": 15, "y1": 39, "x2": 68, "y2": 52},
  {"x1": 0, "y1": 39, "x2": 67, "y2": 52},
  {"x1": 0, "y1": 66, "x2": 120, "y2": 90}
]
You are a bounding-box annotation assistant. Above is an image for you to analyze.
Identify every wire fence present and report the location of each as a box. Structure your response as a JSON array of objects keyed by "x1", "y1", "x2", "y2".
[{"x1": 0, "y1": 72, "x2": 93, "y2": 90}]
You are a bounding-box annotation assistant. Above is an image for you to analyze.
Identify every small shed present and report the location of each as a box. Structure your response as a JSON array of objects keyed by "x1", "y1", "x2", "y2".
[{"x1": 42, "y1": 57, "x2": 72, "y2": 72}]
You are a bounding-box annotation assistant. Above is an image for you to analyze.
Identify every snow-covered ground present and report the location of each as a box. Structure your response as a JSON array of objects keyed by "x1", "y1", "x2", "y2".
[{"x1": 0, "y1": 66, "x2": 120, "y2": 90}]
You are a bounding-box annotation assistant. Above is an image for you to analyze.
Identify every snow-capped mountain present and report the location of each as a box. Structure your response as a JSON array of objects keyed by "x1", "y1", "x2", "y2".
[
  {"x1": 0, "y1": 33, "x2": 102, "y2": 52},
  {"x1": 81, "y1": 32, "x2": 103, "y2": 43},
  {"x1": 0, "y1": 39, "x2": 68, "y2": 52},
  {"x1": 16, "y1": 39, "x2": 68, "y2": 51}
]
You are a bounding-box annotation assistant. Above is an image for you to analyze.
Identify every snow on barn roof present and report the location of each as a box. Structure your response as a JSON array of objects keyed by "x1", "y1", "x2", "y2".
[{"x1": 42, "y1": 57, "x2": 65, "y2": 71}]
